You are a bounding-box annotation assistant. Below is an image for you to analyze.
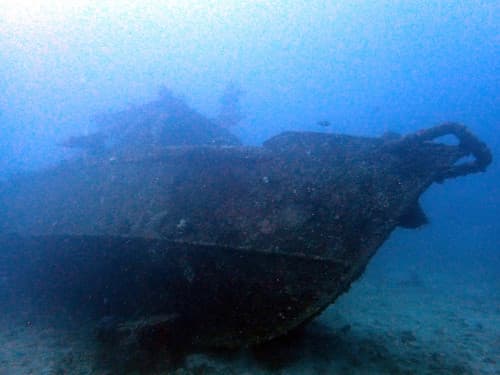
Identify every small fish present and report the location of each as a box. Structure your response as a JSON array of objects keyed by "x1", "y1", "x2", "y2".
[{"x1": 317, "y1": 120, "x2": 331, "y2": 127}]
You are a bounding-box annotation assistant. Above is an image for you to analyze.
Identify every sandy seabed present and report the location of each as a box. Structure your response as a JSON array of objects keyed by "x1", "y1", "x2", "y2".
[{"x1": 1, "y1": 262, "x2": 499, "y2": 375}]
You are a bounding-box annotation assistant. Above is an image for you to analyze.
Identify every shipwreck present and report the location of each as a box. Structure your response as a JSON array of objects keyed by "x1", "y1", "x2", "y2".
[{"x1": 0, "y1": 93, "x2": 492, "y2": 350}]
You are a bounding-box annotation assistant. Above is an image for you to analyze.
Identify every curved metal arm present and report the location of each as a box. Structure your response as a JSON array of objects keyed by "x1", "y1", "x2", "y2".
[
  {"x1": 410, "y1": 123, "x2": 491, "y2": 179},
  {"x1": 389, "y1": 123, "x2": 492, "y2": 181}
]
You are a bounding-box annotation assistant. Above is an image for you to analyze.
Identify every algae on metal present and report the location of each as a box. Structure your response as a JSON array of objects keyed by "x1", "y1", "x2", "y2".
[{"x1": 0, "y1": 116, "x2": 492, "y2": 349}]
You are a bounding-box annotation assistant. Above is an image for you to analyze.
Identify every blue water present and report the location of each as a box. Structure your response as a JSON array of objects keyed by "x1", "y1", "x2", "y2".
[{"x1": 0, "y1": 2, "x2": 498, "y2": 373}]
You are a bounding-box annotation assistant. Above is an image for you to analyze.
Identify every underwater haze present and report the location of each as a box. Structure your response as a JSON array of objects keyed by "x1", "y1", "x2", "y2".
[{"x1": 0, "y1": 1, "x2": 498, "y2": 374}]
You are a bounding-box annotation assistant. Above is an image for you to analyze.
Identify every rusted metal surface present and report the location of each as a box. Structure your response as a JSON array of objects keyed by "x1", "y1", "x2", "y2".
[{"x1": 0, "y1": 123, "x2": 492, "y2": 348}]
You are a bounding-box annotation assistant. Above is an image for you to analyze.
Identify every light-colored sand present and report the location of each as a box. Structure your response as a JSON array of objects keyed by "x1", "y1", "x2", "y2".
[{"x1": 1, "y1": 263, "x2": 498, "y2": 375}]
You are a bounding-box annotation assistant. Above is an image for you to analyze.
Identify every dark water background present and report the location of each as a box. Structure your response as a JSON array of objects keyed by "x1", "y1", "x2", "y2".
[{"x1": 0, "y1": 2, "x2": 498, "y2": 373}]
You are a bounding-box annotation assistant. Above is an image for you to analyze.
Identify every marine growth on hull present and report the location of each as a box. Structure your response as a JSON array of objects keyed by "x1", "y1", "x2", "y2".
[{"x1": 0, "y1": 90, "x2": 492, "y2": 353}]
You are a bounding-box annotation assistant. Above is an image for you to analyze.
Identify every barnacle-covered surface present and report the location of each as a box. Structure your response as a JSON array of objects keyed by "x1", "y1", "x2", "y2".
[{"x1": 0, "y1": 123, "x2": 492, "y2": 349}]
